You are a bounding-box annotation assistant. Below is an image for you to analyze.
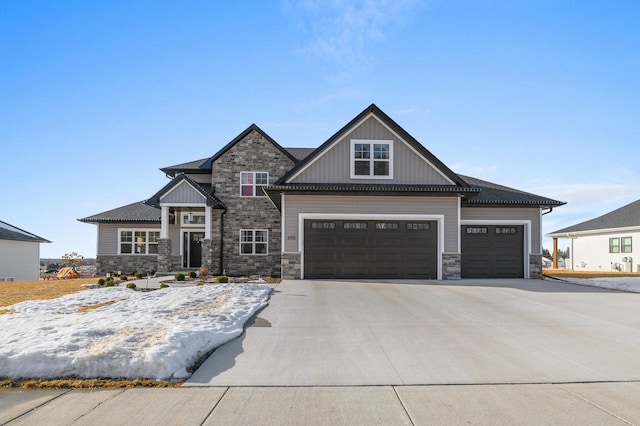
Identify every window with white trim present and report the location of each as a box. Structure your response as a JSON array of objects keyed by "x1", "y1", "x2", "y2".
[
  {"x1": 240, "y1": 172, "x2": 269, "y2": 197},
  {"x1": 350, "y1": 139, "x2": 393, "y2": 179},
  {"x1": 119, "y1": 230, "x2": 160, "y2": 255},
  {"x1": 240, "y1": 229, "x2": 268, "y2": 255},
  {"x1": 622, "y1": 236, "x2": 632, "y2": 253}
]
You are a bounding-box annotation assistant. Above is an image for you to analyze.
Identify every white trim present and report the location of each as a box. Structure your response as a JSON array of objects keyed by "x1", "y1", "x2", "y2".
[
  {"x1": 117, "y1": 228, "x2": 161, "y2": 256},
  {"x1": 285, "y1": 112, "x2": 456, "y2": 185},
  {"x1": 239, "y1": 229, "x2": 269, "y2": 256},
  {"x1": 205, "y1": 206, "x2": 212, "y2": 239},
  {"x1": 349, "y1": 139, "x2": 394, "y2": 179},
  {"x1": 160, "y1": 180, "x2": 206, "y2": 202},
  {"x1": 239, "y1": 171, "x2": 269, "y2": 198},
  {"x1": 460, "y1": 219, "x2": 532, "y2": 278},
  {"x1": 281, "y1": 193, "x2": 286, "y2": 253},
  {"x1": 159, "y1": 202, "x2": 206, "y2": 207},
  {"x1": 547, "y1": 225, "x2": 640, "y2": 239},
  {"x1": 298, "y1": 213, "x2": 445, "y2": 280},
  {"x1": 457, "y1": 197, "x2": 461, "y2": 253}
]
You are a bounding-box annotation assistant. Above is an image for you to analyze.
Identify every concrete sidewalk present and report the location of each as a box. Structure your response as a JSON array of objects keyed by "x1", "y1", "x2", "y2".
[{"x1": 2, "y1": 382, "x2": 639, "y2": 425}]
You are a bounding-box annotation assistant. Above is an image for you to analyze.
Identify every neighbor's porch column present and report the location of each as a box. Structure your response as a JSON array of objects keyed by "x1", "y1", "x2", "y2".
[
  {"x1": 205, "y1": 206, "x2": 212, "y2": 239},
  {"x1": 552, "y1": 237, "x2": 558, "y2": 269},
  {"x1": 160, "y1": 206, "x2": 169, "y2": 238}
]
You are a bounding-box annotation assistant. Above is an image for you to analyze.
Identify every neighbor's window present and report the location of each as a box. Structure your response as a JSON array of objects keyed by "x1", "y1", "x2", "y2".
[
  {"x1": 609, "y1": 237, "x2": 620, "y2": 253},
  {"x1": 240, "y1": 172, "x2": 269, "y2": 197},
  {"x1": 622, "y1": 237, "x2": 632, "y2": 253},
  {"x1": 351, "y1": 140, "x2": 393, "y2": 178},
  {"x1": 240, "y1": 229, "x2": 268, "y2": 255},
  {"x1": 120, "y1": 230, "x2": 160, "y2": 255}
]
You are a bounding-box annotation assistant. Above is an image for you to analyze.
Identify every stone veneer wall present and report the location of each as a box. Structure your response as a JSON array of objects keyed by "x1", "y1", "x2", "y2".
[
  {"x1": 442, "y1": 253, "x2": 461, "y2": 280},
  {"x1": 97, "y1": 255, "x2": 158, "y2": 276},
  {"x1": 210, "y1": 130, "x2": 295, "y2": 277},
  {"x1": 281, "y1": 252, "x2": 301, "y2": 279},
  {"x1": 157, "y1": 238, "x2": 173, "y2": 273},
  {"x1": 529, "y1": 253, "x2": 543, "y2": 279}
]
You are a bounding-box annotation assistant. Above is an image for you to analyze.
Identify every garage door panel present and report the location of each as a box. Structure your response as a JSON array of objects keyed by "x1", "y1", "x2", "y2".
[
  {"x1": 462, "y1": 225, "x2": 524, "y2": 278},
  {"x1": 304, "y1": 220, "x2": 437, "y2": 279}
]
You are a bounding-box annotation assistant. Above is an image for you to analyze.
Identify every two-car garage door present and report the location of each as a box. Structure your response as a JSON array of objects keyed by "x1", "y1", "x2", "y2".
[{"x1": 304, "y1": 219, "x2": 438, "y2": 279}]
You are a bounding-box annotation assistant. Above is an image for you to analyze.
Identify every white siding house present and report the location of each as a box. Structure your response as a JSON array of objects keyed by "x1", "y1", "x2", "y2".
[
  {"x1": 547, "y1": 199, "x2": 640, "y2": 273},
  {"x1": 0, "y1": 221, "x2": 51, "y2": 282}
]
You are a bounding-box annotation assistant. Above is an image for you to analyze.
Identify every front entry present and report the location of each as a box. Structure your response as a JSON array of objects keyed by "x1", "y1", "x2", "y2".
[{"x1": 183, "y1": 231, "x2": 204, "y2": 268}]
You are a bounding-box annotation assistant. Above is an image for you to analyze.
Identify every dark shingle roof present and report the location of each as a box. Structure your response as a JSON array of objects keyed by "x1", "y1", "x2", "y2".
[
  {"x1": 0, "y1": 221, "x2": 50, "y2": 243},
  {"x1": 285, "y1": 147, "x2": 315, "y2": 161},
  {"x1": 459, "y1": 175, "x2": 566, "y2": 207},
  {"x1": 548, "y1": 198, "x2": 640, "y2": 236},
  {"x1": 160, "y1": 158, "x2": 210, "y2": 176},
  {"x1": 78, "y1": 201, "x2": 161, "y2": 224},
  {"x1": 145, "y1": 173, "x2": 226, "y2": 209}
]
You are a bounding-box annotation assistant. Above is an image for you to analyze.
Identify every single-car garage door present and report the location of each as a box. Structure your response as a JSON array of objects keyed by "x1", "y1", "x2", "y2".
[
  {"x1": 461, "y1": 225, "x2": 524, "y2": 278},
  {"x1": 304, "y1": 220, "x2": 438, "y2": 279}
]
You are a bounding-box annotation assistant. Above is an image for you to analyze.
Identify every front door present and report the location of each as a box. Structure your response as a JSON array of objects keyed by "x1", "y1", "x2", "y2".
[{"x1": 183, "y1": 231, "x2": 204, "y2": 268}]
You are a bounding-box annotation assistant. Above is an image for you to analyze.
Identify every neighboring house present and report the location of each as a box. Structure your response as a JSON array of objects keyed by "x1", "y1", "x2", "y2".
[
  {"x1": 80, "y1": 104, "x2": 564, "y2": 280},
  {"x1": 542, "y1": 256, "x2": 565, "y2": 269},
  {"x1": 0, "y1": 221, "x2": 51, "y2": 282},
  {"x1": 547, "y1": 199, "x2": 640, "y2": 272}
]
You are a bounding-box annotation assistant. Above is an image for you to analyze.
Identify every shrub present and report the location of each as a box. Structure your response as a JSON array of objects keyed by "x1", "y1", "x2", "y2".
[
  {"x1": 196, "y1": 281, "x2": 204, "y2": 286},
  {"x1": 119, "y1": 274, "x2": 128, "y2": 281},
  {"x1": 105, "y1": 279, "x2": 115, "y2": 287},
  {"x1": 134, "y1": 271, "x2": 145, "y2": 279},
  {"x1": 97, "y1": 278, "x2": 106, "y2": 286},
  {"x1": 174, "y1": 273, "x2": 185, "y2": 281},
  {"x1": 187, "y1": 271, "x2": 197, "y2": 279},
  {"x1": 126, "y1": 282, "x2": 136, "y2": 289},
  {"x1": 217, "y1": 275, "x2": 229, "y2": 283},
  {"x1": 160, "y1": 283, "x2": 169, "y2": 289}
]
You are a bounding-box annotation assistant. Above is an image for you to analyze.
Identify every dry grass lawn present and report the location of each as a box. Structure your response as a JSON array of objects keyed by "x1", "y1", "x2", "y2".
[
  {"x1": 544, "y1": 269, "x2": 640, "y2": 279},
  {"x1": 0, "y1": 278, "x2": 99, "y2": 307}
]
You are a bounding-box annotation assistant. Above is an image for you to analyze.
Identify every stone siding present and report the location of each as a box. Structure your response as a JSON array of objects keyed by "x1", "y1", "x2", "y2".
[
  {"x1": 97, "y1": 255, "x2": 158, "y2": 276},
  {"x1": 157, "y1": 238, "x2": 173, "y2": 273},
  {"x1": 281, "y1": 252, "x2": 302, "y2": 279},
  {"x1": 211, "y1": 129, "x2": 294, "y2": 277},
  {"x1": 529, "y1": 253, "x2": 543, "y2": 279},
  {"x1": 442, "y1": 252, "x2": 461, "y2": 280}
]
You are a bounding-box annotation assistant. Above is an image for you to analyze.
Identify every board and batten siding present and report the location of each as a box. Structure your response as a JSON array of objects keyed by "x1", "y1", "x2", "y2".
[
  {"x1": 460, "y1": 207, "x2": 542, "y2": 253},
  {"x1": 97, "y1": 223, "x2": 171, "y2": 255},
  {"x1": 160, "y1": 181, "x2": 206, "y2": 204},
  {"x1": 283, "y1": 194, "x2": 460, "y2": 252},
  {"x1": 289, "y1": 116, "x2": 452, "y2": 185}
]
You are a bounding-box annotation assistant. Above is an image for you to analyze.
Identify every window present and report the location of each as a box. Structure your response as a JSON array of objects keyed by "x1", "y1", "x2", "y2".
[
  {"x1": 182, "y1": 213, "x2": 205, "y2": 225},
  {"x1": 376, "y1": 222, "x2": 398, "y2": 230},
  {"x1": 407, "y1": 223, "x2": 430, "y2": 230},
  {"x1": 240, "y1": 172, "x2": 269, "y2": 197},
  {"x1": 240, "y1": 230, "x2": 268, "y2": 255},
  {"x1": 496, "y1": 227, "x2": 517, "y2": 234},
  {"x1": 351, "y1": 140, "x2": 393, "y2": 179},
  {"x1": 609, "y1": 238, "x2": 620, "y2": 253},
  {"x1": 119, "y1": 230, "x2": 160, "y2": 255},
  {"x1": 466, "y1": 227, "x2": 488, "y2": 234},
  {"x1": 311, "y1": 222, "x2": 335, "y2": 229},
  {"x1": 344, "y1": 222, "x2": 368, "y2": 230},
  {"x1": 622, "y1": 237, "x2": 632, "y2": 253}
]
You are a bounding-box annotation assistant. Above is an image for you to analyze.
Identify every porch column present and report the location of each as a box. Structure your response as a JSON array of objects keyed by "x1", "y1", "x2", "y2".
[
  {"x1": 160, "y1": 206, "x2": 169, "y2": 239},
  {"x1": 552, "y1": 237, "x2": 558, "y2": 269},
  {"x1": 205, "y1": 206, "x2": 212, "y2": 239}
]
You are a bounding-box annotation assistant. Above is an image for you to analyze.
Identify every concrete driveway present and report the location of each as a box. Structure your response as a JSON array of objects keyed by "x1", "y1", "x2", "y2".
[{"x1": 186, "y1": 278, "x2": 640, "y2": 387}]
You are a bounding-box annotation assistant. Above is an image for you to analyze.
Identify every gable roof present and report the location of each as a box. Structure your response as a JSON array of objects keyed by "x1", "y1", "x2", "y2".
[
  {"x1": 78, "y1": 201, "x2": 162, "y2": 224},
  {"x1": 160, "y1": 124, "x2": 299, "y2": 177},
  {"x1": 460, "y1": 175, "x2": 566, "y2": 208},
  {"x1": 0, "y1": 221, "x2": 50, "y2": 243},
  {"x1": 144, "y1": 173, "x2": 225, "y2": 209},
  {"x1": 277, "y1": 103, "x2": 468, "y2": 187},
  {"x1": 285, "y1": 147, "x2": 315, "y2": 161},
  {"x1": 547, "y1": 198, "x2": 640, "y2": 236}
]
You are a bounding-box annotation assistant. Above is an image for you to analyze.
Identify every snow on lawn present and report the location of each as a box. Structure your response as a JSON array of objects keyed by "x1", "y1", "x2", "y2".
[
  {"x1": 0, "y1": 283, "x2": 271, "y2": 381},
  {"x1": 555, "y1": 276, "x2": 640, "y2": 293}
]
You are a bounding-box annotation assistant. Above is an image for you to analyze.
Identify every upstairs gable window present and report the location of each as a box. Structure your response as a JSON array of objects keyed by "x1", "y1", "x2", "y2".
[
  {"x1": 350, "y1": 139, "x2": 393, "y2": 179},
  {"x1": 240, "y1": 172, "x2": 269, "y2": 197}
]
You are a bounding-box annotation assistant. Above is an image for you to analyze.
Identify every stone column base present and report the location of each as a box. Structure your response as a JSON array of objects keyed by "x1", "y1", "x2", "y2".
[
  {"x1": 442, "y1": 253, "x2": 461, "y2": 280},
  {"x1": 157, "y1": 238, "x2": 173, "y2": 273},
  {"x1": 282, "y1": 252, "x2": 301, "y2": 279},
  {"x1": 529, "y1": 253, "x2": 543, "y2": 279}
]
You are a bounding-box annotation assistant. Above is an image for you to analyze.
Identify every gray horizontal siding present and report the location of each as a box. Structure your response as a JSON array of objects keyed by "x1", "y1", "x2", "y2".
[
  {"x1": 283, "y1": 194, "x2": 459, "y2": 252},
  {"x1": 161, "y1": 181, "x2": 206, "y2": 204},
  {"x1": 290, "y1": 116, "x2": 452, "y2": 185},
  {"x1": 461, "y1": 207, "x2": 542, "y2": 253},
  {"x1": 98, "y1": 223, "x2": 163, "y2": 255}
]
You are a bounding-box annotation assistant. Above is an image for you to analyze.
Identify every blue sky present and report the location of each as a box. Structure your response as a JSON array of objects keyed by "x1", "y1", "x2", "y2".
[{"x1": 1, "y1": 0, "x2": 638, "y2": 259}]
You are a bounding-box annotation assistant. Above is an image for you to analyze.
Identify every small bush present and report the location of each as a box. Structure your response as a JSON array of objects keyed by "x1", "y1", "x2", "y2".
[
  {"x1": 217, "y1": 275, "x2": 229, "y2": 283},
  {"x1": 97, "y1": 278, "x2": 106, "y2": 286},
  {"x1": 119, "y1": 275, "x2": 128, "y2": 281},
  {"x1": 174, "y1": 273, "x2": 185, "y2": 281},
  {"x1": 134, "y1": 271, "x2": 145, "y2": 279},
  {"x1": 187, "y1": 271, "x2": 197, "y2": 279},
  {"x1": 126, "y1": 283, "x2": 136, "y2": 289},
  {"x1": 196, "y1": 281, "x2": 204, "y2": 286},
  {"x1": 105, "y1": 280, "x2": 115, "y2": 287},
  {"x1": 160, "y1": 283, "x2": 169, "y2": 289}
]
